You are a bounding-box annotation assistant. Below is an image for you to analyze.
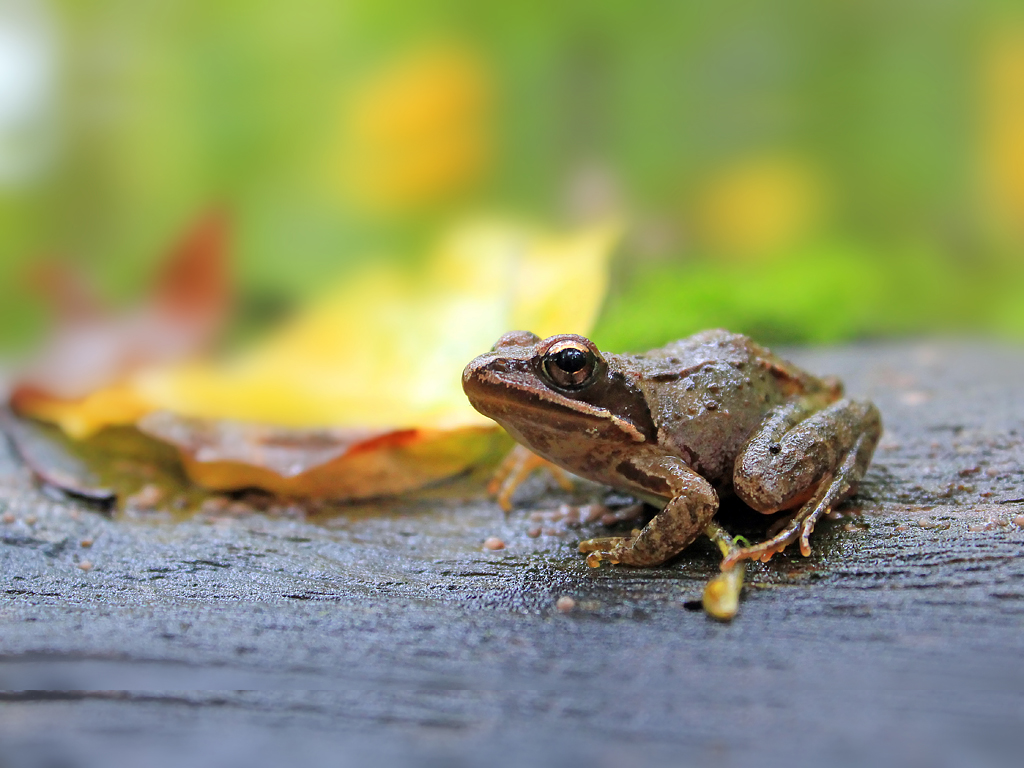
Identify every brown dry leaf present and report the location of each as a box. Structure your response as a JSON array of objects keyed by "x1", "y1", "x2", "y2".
[
  {"x1": 138, "y1": 411, "x2": 502, "y2": 500},
  {"x1": 11, "y1": 211, "x2": 230, "y2": 439}
]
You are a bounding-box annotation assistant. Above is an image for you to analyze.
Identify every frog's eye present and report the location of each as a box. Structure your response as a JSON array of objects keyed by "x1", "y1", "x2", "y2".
[{"x1": 542, "y1": 339, "x2": 599, "y2": 389}]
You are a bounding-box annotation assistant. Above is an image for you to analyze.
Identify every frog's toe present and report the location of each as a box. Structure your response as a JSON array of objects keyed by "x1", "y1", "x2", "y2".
[
  {"x1": 578, "y1": 536, "x2": 632, "y2": 567},
  {"x1": 585, "y1": 550, "x2": 619, "y2": 567},
  {"x1": 798, "y1": 509, "x2": 825, "y2": 556},
  {"x1": 721, "y1": 526, "x2": 800, "y2": 569},
  {"x1": 578, "y1": 536, "x2": 624, "y2": 553}
]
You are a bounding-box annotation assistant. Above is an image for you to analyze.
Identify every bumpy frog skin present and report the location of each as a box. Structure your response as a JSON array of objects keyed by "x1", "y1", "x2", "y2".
[{"x1": 462, "y1": 329, "x2": 882, "y2": 567}]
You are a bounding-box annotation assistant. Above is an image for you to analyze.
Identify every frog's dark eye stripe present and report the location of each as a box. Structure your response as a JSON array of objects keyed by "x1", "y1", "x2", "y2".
[{"x1": 542, "y1": 340, "x2": 598, "y2": 389}]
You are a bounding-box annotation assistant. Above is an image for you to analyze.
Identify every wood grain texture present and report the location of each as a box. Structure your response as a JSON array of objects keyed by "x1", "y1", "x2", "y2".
[{"x1": 1, "y1": 340, "x2": 1022, "y2": 768}]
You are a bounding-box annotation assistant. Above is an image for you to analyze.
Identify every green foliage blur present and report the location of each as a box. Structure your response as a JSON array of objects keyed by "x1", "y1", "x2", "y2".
[{"x1": 2, "y1": 0, "x2": 1023, "y2": 354}]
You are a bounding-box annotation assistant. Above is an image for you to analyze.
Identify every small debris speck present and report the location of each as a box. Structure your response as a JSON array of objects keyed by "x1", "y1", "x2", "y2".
[
  {"x1": 526, "y1": 526, "x2": 542, "y2": 538},
  {"x1": 24, "y1": 515, "x2": 37, "y2": 525},
  {"x1": 226, "y1": 502, "x2": 253, "y2": 517},
  {"x1": 77, "y1": 560, "x2": 93, "y2": 571},
  {"x1": 1014, "y1": 515, "x2": 1024, "y2": 529},
  {"x1": 901, "y1": 391, "x2": 930, "y2": 406},
  {"x1": 968, "y1": 521, "x2": 1000, "y2": 532},
  {"x1": 200, "y1": 496, "x2": 230, "y2": 515},
  {"x1": 483, "y1": 537, "x2": 505, "y2": 550},
  {"x1": 80, "y1": 539, "x2": 93, "y2": 548},
  {"x1": 2, "y1": 513, "x2": 14, "y2": 524},
  {"x1": 128, "y1": 483, "x2": 165, "y2": 510},
  {"x1": 556, "y1": 596, "x2": 576, "y2": 613}
]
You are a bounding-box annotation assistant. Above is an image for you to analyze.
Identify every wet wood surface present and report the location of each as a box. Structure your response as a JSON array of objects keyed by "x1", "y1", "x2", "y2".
[{"x1": 1, "y1": 340, "x2": 1023, "y2": 768}]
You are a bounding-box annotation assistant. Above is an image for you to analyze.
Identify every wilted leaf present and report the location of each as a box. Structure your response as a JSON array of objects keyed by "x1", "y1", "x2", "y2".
[{"x1": 0, "y1": 408, "x2": 115, "y2": 507}]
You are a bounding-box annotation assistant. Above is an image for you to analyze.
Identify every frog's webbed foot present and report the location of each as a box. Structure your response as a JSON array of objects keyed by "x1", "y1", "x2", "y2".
[{"x1": 488, "y1": 445, "x2": 574, "y2": 512}]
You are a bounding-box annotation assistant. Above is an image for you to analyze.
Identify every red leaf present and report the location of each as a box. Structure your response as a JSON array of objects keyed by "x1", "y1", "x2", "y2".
[{"x1": 12, "y1": 210, "x2": 230, "y2": 406}]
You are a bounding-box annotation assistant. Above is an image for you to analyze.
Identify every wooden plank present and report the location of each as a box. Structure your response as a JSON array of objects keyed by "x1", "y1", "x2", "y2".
[{"x1": 1, "y1": 340, "x2": 1022, "y2": 767}]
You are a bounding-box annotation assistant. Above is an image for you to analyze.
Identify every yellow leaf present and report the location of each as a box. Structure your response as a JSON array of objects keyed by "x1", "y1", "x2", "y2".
[
  {"x1": 135, "y1": 216, "x2": 621, "y2": 432},
  {"x1": 12, "y1": 385, "x2": 152, "y2": 442}
]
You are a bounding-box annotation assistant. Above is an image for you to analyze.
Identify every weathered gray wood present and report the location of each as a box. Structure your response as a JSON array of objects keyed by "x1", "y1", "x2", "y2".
[{"x1": 1, "y1": 340, "x2": 1023, "y2": 768}]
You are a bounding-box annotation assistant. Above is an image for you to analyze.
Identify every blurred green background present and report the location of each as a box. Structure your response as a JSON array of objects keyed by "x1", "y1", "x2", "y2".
[{"x1": 2, "y1": 0, "x2": 1023, "y2": 354}]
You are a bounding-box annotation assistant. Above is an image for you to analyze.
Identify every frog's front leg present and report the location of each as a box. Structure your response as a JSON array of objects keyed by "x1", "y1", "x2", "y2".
[
  {"x1": 578, "y1": 456, "x2": 718, "y2": 567},
  {"x1": 726, "y1": 397, "x2": 882, "y2": 567}
]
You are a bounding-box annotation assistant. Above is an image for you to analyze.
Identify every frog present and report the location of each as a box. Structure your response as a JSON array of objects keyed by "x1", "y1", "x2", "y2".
[{"x1": 462, "y1": 329, "x2": 881, "y2": 568}]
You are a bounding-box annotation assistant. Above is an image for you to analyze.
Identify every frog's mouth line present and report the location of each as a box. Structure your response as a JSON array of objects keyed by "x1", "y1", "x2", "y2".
[
  {"x1": 465, "y1": 368, "x2": 609, "y2": 422},
  {"x1": 464, "y1": 367, "x2": 647, "y2": 443}
]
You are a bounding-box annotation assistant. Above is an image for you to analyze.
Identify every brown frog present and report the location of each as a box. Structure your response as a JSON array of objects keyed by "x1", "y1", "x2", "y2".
[{"x1": 462, "y1": 329, "x2": 881, "y2": 568}]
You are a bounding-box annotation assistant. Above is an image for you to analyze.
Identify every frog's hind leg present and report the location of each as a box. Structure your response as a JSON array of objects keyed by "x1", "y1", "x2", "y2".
[{"x1": 725, "y1": 398, "x2": 881, "y2": 568}]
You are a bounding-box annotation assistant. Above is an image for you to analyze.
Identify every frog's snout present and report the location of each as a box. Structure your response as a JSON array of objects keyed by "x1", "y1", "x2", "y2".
[
  {"x1": 462, "y1": 353, "x2": 495, "y2": 402},
  {"x1": 462, "y1": 358, "x2": 480, "y2": 391}
]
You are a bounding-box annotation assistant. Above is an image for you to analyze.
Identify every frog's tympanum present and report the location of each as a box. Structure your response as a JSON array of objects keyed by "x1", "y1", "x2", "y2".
[{"x1": 463, "y1": 330, "x2": 881, "y2": 568}]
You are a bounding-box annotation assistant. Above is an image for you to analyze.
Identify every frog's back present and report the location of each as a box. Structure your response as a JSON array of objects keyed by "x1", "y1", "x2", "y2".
[{"x1": 631, "y1": 330, "x2": 832, "y2": 486}]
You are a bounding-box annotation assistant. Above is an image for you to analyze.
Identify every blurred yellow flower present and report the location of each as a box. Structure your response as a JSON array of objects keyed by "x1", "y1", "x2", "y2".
[
  {"x1": 980, "y1": 28, "x2": 1024, "y2": 240},
  {"x1": 338, "y1": 44, "x2": 492, "y2": 212},
  {"x1": 695, "y1": 156, "x2": 823, "y2": 258}
]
